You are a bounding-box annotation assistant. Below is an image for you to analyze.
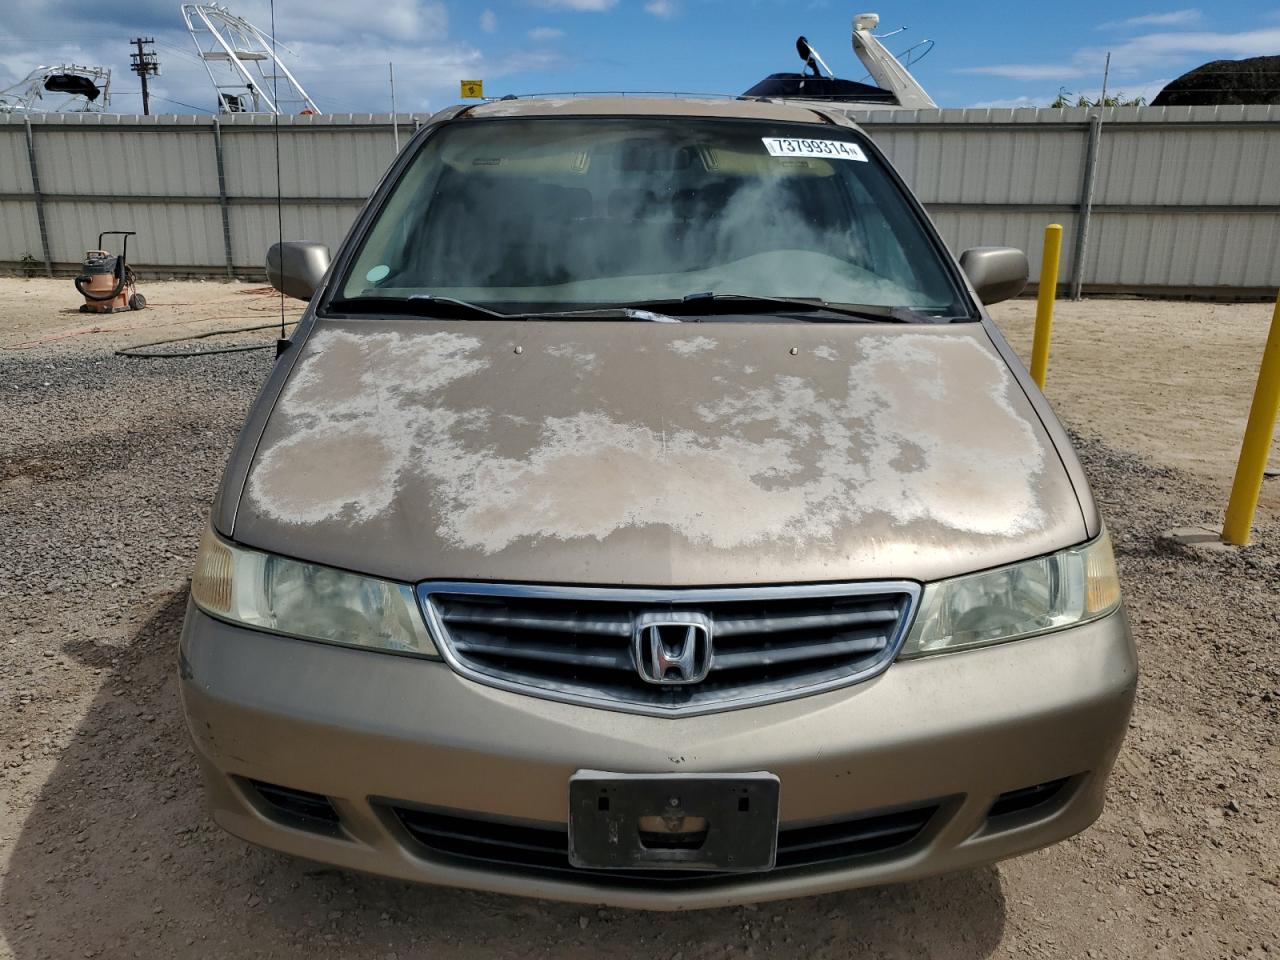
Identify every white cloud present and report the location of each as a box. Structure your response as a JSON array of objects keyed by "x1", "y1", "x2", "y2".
[
  {"x1": 1100, "y1": 9, "x2": 1202, "y2": 30},
  {"x1": 1109, "y1": 27, "x2": 1280, "y2": 65},
  {"x1": 480, "y1": 9, "x2": 497, "y2": 33},
  {"x1": 958, "y1": 63, "x2": 1091, "y2": 80},
  {"x1": 238, "y1": 0, "x2": 450, "y2": 43},
  {"x1": 959, "y1": 25, "x2": 1280, "y2": 83},
  {"x1": 0, "y1": 0, "x2": 565, "y2": 115},
  {"x1": 529, "y1": 0, "x2": 617, "y2": 10},
  {"x1": 528, "y1": 26, "x2": 565, "y2": 41},
  {"x1": 644, "y1": 0, "x2": 678, "y2": 17}
]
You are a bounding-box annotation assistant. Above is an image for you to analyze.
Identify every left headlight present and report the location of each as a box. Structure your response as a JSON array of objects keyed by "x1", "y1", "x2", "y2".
[
  {"x1": 190, "y1": 527, "x2": 439, "y2": 658},
  {"x1": 899, "y1": 530, "x2": 1122, "y2": 659}
]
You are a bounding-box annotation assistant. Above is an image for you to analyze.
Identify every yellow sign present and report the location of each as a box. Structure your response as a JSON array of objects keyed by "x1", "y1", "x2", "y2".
[{"x1": 460, "y1": 80, "x2": 484, "y2": 99}]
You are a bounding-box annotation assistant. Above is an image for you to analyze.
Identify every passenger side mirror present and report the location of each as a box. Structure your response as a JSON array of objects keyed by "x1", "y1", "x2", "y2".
[
  {"x1": 958, "y1": 247, "x2": 1029, "y2": 305},
  {"x1": 266, "y1": 241, "x2": 331, "y2": 301}
]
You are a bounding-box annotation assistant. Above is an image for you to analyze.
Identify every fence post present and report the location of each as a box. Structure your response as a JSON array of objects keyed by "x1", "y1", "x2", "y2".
[
  {"x1": 1222, "y1": 291, "x2": 1280, "y2": 546},
  {"x1": 211, "y1": 118, "x2": 236, "y2": 278},
  {"x1": 1070, "y1": 112, "x2": 1102, "y2": 301},
  {"x1": 1031, "y1": 224, "x2": 1063, "y2": 390},
  {"x1": 23, "y1": 118, "x2": 53, "y2": 277}
]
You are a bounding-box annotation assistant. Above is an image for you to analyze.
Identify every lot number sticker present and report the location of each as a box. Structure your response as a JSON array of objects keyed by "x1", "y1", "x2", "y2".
[{"x1": 761, "y1": 137, "x2": 867, "y2": 161}]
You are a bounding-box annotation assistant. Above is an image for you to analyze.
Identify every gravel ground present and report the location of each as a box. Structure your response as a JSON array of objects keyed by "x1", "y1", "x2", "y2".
[{"x1": 1, "y1": 281, "x2": 1277, "y2": 959}]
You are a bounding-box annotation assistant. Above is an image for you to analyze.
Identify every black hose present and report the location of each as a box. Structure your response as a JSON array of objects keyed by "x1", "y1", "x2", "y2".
[
  {"x1": 75, "y1": 257, "x2": 129, "y2": 302},
  {"x1": 115, "y1": 321, "x2": 297, "y2": 358}
]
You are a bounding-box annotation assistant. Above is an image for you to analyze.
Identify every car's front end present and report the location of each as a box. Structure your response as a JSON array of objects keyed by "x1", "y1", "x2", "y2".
[
  {"x1": 178, "y1": 97, "x2": 1136, "y2": 909},
  {"x1": 181, "y1": 593, "x2": 1132, "y2": 909}
]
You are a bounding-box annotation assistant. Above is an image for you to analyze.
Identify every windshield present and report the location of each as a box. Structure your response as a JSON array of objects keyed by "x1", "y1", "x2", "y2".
[{"x1": 338, "y1": 116, "x2": 968, "y2": 317}]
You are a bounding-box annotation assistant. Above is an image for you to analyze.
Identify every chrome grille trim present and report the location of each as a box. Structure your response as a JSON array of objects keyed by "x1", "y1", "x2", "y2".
[{"x1": 417, "y1": 581, "x2": 921, "y2": 717}]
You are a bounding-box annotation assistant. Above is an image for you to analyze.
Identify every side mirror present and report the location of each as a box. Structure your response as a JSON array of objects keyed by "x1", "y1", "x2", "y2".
[
  {"x1": 958, "y1": 247, "x2": 1029, "y2": 305},
  {"x1": 266, "y1": 241, "x2": 331, "y2": 301}
]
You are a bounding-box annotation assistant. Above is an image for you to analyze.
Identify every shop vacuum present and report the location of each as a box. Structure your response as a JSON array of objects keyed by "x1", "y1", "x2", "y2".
[{"x1": 75, "y1": 231, "x2": 146, "y2": 313}]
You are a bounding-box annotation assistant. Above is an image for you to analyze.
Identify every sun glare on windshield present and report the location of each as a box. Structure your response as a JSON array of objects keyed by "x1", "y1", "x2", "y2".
[{"x1": 342, "y1": 117, "x2": 963, "y2": 315}]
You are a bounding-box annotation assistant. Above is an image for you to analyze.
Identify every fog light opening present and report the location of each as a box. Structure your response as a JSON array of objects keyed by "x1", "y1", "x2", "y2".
[
  {"x1": 985, "y1": 776, "x2": 1075, "y2": 825},
  {"x1": 243, "y1": 778, "x2": 344, "y2": 837}
]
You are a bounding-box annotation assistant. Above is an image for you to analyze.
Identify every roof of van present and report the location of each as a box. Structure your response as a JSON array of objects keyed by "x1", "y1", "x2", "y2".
[{"x1": 455, "y1": 95, "x2": 859, "y2": 127}]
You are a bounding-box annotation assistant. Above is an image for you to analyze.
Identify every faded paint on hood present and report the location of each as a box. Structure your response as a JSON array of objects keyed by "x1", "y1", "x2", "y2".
[{"x1": 233, "y1": 318, "x2": 1086, "y2": 586}]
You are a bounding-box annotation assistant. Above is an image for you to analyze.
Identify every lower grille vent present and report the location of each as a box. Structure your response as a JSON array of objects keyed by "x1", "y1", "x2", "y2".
[{"x1": 387, "y1": 802, "x2": 938, "y2": 885}]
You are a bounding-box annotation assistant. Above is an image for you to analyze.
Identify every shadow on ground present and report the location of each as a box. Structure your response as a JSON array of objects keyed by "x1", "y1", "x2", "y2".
[{"x1": 1, "y1": 590, "x2": 1007, "y2": 959}]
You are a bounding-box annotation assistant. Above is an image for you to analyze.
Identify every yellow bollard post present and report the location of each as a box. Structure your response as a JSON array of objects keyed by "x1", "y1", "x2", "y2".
[
  {"x1": 1222, "y1": 290, "x2": 1280, "y2": 546},
  {"x1": 1030, "y1": 223, "x2": 1063, "y2": 391}
]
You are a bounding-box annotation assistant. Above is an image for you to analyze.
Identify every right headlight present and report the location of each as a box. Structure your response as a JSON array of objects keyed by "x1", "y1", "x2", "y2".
[
  {"x1": 899, "y1": 530, "x2": 1121, "y2": 659},
  {"x1": 189, "y1": 527, "x2": 438, "y2": 658}
]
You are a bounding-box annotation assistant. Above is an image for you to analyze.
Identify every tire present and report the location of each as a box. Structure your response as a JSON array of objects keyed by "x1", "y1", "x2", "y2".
[
  {"x1": 79, "y1": 304, "x2": 92, "y2": 313},
  {"x1": 128, "y1": 293, "x2": 146, "y2": 311}
]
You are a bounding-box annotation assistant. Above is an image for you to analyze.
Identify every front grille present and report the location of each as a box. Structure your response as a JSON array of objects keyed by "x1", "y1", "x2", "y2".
[
  {"x1": 387, "y1": 802, "x2": 939, "y2": 885},
  {"x1": 418, "y1": 582, "x2": 919, "y2": 715}
]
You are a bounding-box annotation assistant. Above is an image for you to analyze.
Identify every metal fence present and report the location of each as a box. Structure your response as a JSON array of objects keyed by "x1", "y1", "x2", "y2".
[
  {"x1": 848, "y1": 103, "x2": 1280, "y2": 298},
  {"x1": 2, "y1": 104, "x2": 1278, "y2": 296}
]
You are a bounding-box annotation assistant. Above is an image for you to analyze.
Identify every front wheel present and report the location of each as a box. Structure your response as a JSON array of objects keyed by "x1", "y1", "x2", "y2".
[{"x1": 128, "y1": 293, "x2": 146, "y2": 311}]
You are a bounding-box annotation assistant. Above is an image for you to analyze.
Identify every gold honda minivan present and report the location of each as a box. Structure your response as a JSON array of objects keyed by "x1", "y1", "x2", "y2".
[{"x1": 179, "y1": 96, "x2": 1136, "y2": 910}]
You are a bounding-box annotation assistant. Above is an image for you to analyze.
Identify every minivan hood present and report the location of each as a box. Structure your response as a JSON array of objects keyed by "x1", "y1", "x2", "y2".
[{"x1": 232, "y1": 318, "x2": 1086, "y2": 586}]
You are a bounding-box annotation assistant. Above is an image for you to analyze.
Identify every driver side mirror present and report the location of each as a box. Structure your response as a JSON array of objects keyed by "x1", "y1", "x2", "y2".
[
  {"x1": 958, "y1": 247, "x2": 1029, "y2": 305},
  {"x1": 266, "y1": 241, "x2": 331, "y2": 301}
]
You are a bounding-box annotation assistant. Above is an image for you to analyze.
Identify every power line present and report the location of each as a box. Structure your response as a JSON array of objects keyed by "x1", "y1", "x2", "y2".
[
  {"x1": 100, "y1": 90, "x2": 216, "y2": 112},
  {"x1": 151, "y1": 37, "x2": 203, "y2": 66},
  {"x1": 155, "y1": 94, "x2": 215, "y2": 112}
]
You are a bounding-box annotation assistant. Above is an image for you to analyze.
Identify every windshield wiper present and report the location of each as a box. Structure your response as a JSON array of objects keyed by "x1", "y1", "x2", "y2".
[
  {"x1": 328, "y1": 293, "x2": 947, "y2": 324},
  {"x1": 328, "y1": 295, "x2": 517, "y2": 320},
  {"x1": 328, "y1": 296, "x2": 685, "y2": 323},
  {"x1": 609, "y1": 293, "x2": 941, "y2": 323}
]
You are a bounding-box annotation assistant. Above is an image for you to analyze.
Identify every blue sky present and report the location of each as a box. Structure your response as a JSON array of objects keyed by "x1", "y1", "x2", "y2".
[{"x1": 2, "y1": 1, "x2": 1279, "y2": 113}]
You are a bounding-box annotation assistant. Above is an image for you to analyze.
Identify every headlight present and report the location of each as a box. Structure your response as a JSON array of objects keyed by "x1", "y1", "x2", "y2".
[
  {"x1": 190, "y1": 527, "x2": 438, "y2": 658},
  {"x1": 899, "y1": 531, "x2": 1121, "y2": 659}
]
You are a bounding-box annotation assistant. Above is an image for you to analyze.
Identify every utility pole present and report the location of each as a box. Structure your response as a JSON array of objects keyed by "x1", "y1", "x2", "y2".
[
  {"x1": 129, "y1": 38, "x2": 160, "y2": 115},
  {"x1": 389, "y1": 62, "x2": 399, "y2": 153}
]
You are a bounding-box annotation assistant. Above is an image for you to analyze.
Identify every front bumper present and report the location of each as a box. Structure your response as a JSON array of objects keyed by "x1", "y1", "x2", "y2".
[{"x1": 178, "y1": 599, "x2": 1136, "y2": 910}]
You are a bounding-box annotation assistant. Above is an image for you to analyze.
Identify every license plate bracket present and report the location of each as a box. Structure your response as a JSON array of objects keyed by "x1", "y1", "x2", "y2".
[{"x1": 568, "y1": 771, "x2": 780, "y2": 872}]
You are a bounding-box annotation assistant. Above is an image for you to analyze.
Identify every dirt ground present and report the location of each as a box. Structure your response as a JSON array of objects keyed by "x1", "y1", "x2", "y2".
[
  {"x1": 991, "y1": 297, "x2": 1280, "y2": 503},
  {"x1": 1, "y1": 278, "x2": 1277, "y2": 959}
]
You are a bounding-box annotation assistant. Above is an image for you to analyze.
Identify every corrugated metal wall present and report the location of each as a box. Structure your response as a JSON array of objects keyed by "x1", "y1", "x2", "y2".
[
  {"x1": 0, "y1": 112, "x2": 399, "y2": 275},
  {"x1": 0, "y1": 119, "x2": 43, "y2": 271},
  {"x1": 2, "y1": 105, "x2": 1278, "y2": 295},
  {"x1": 845, "y1": 104, "x2": 1280, "y2": 295}
]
